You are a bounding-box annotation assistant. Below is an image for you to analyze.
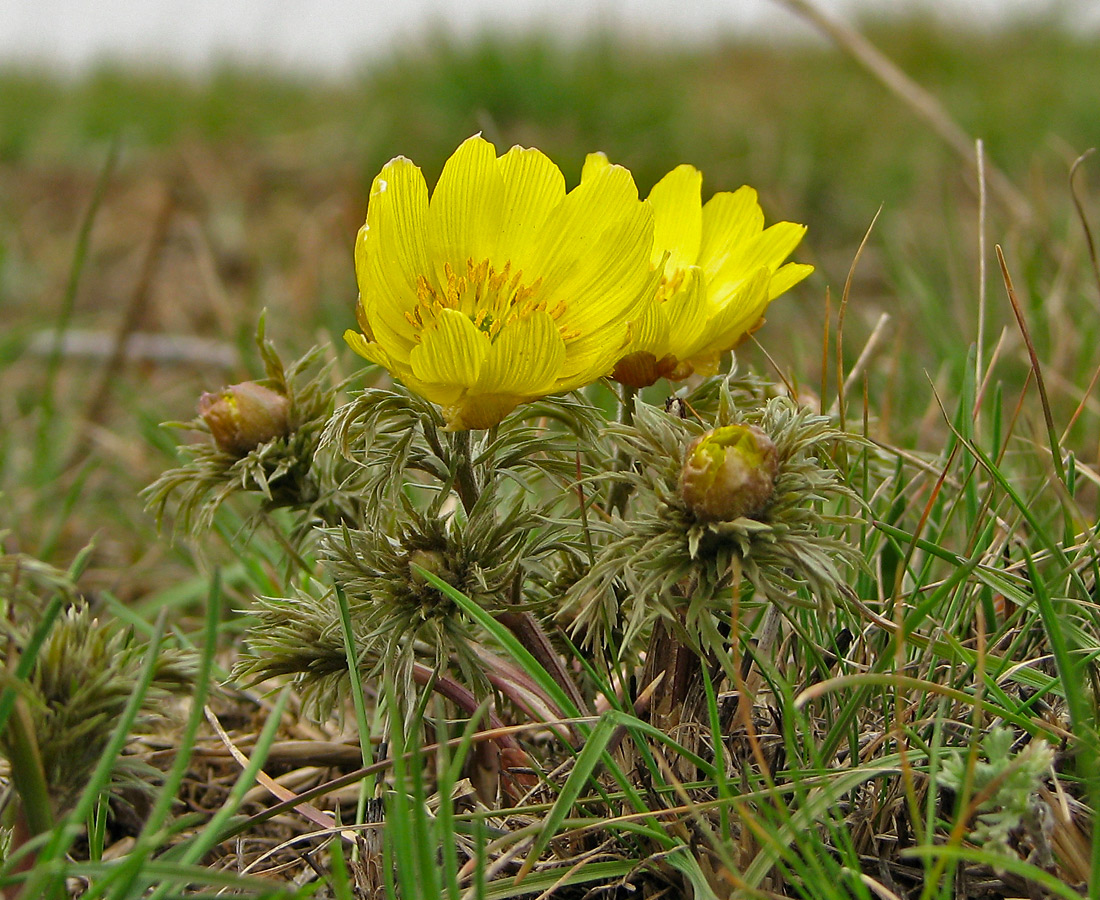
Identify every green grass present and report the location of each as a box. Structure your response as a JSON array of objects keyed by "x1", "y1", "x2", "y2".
[{"x1": 2, "y1": 11, "x2": 1100, "y2": 899}]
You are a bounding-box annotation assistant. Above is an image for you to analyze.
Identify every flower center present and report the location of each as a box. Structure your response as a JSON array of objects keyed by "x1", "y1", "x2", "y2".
[
  {"x1": 406, "y1": 258, "x2": 564, "y2": 342},
  {"x1": 654, "y1": 267, "x2": 687, "y2": 305}
]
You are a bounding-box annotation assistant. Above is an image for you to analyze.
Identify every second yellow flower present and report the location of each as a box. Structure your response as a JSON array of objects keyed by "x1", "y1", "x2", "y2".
[{"x1": 583, "y1": 154, "x2": 813, "y2": 388}]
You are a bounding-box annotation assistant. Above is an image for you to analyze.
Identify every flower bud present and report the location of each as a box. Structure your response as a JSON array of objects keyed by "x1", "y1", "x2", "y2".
[
  {"x1": 679, "y1": 424, "x2": 778, "y2": 522},
  {"x1": 198, "y1": 382, "x2": 290, "y2": 456},
  {"x1": 408, "y1": 549, "x2": 451, "y2": 586},
  {"x1": 612, "y1": 351, "x2": 683, "y2": 389}
]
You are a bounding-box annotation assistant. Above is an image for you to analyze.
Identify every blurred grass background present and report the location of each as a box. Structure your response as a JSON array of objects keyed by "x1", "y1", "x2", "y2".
[{"x1": 1, "y1": 13, "x2": 1098, "y2": 602}]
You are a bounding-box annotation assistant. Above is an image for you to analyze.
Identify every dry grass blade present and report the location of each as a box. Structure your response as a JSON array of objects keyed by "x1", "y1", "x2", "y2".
[
  {"x1": 840, "y1": 310, "x2": 891, "y2": 402},
  {"x1": 771, "y1": 0, "x2": 1033, "y2": 224},
  {"x1": 833, "y1": 204, "x2": 881, "y2": 429},
  {"x1": 996, "y1": 244, "x2": 1067, "y2": 487},
  {"x1": 976, "y1": 138, "x2": 989, "y2": 384},
  {"x1": 203, "y1": 704, "x2": 346, "y2": 839},
  {"x1": 1069, "y1": 148, "x2": 1100, "y2": 305}
]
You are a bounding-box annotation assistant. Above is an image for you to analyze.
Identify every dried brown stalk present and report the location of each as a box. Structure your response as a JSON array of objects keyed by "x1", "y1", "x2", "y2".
[{"x1": 771, "y1": 0, "x2": 1033, "y2": 225}]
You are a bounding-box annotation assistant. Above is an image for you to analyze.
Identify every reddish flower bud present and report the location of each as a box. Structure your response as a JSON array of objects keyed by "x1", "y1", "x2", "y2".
[
  {"x1": 198, "y1": 382, "x2": 290, "y2": 456},
  {"x1": 611, "y1": 351, "x2": 684, "y2": 389},
  {"x1": 679, "y1": 424, "x2": 778, "y2": 522}
]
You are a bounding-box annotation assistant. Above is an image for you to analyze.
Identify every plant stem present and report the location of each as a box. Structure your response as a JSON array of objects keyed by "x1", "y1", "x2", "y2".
[
  {"x1": 608, "y1": 382, "x2": 639, "y2": 516},
  {"x1": 496, "y1": 611, "x2": 588, "y2": 720},
  {"x1": 446, "y1": 427, "x2": 588, "y2": 720},
  {"x1": 640, "y1": 616, "x2": 698, "y2": 733},
  {"x1": 410, "y1": 662, "x2": 519, "y2": 751},
  {"x1": 6, "y1": 702, "x2": 54, "y2": 836},
  {"x1": 619, "y1": 381, "x2": 637, "y2": 427},
  {"x1": 451, "y1": 430, "x2": 480, "y2": 515}
]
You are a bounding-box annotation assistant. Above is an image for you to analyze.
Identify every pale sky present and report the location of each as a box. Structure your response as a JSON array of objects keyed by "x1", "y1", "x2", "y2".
[{"x1": 1, "y1": 0, "x2": 1091, "y2": 74}]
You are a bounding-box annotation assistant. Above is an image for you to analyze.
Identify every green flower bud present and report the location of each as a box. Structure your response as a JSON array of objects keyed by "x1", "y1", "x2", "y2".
[
  {"x1": 679, "y1": 424, "x2": 778, "y2": 522},
  {"x1": 198, "y1": 382, "x2": 290, "y2": 456},
  {"x1": 408, "y1": 549, "x2": 451, "y2": 586}
]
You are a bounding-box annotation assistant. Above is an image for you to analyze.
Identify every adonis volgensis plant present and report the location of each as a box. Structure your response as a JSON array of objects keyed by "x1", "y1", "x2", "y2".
[{"x1": 150, "y1": 133, "x2": 858, "y2": 790}]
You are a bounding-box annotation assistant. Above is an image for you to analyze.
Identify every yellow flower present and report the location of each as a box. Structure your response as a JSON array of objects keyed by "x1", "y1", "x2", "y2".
[
  {"x1": 583, "y1": 155, "x2": 813, "y2": 388},
  {"x1": 345, "y1": 135, "x2": 657, "y2": 430}
]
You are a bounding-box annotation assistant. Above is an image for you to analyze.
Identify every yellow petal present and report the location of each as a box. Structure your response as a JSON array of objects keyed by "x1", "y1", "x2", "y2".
[
  {"x1": 494, "y1": 145, "x2": 566, "y2": 270},
  {"x1": 688, "y1": 352, "x2": 724, "y2": 378},
  {"x1": 356, "y1": 291, "x2": 416, "y2": 368},
  {"x1": 611, "y1": 291, "x2": 675, "y2": 388},
  {"x1": 621, "y1": 293, "x2": 671, "y2": 359},
  {"x1": 359, "y1": 157, "x2": 431, "y2": 296},
  {"x1": 410, "y1": 308, "x2": 489, "y2": 388},
  {"x1": 475, "y1": 310, "x2": 565, "y2": 396},
  {"x1": 688, "y1": 267, "x2": 771, "y2": 363},
  {"x1": 737, "y1": 221, "x2": 807, "y2": 273},
  {"x1": 402, "y1": 373, "x2": 464, "y2": 411},
  {"x1": 346, "y1": 327, "x2": 459, "y2": 409},
  {"x1": 768, "y1": 262, "x2": 814, "y2": 299},
  {"x1": 659, "y1": 267, "x2": 711, "y2": 361},
  {"x1": 648, "y1": 165, "x2": 702, "y2": 271},
  {"x1": 355, "y1": 158, "x2": 432, "y2": 360},
  {"x1": 536, "y1": 163, "x2": 652, "y2": 338},
  {"x1": 343, "y1": 329, "x2": 395, "y2": 371},
  {"x1": 427, "y1": 135, "x2": 505, "y2": 283},
  {"x1": 443, "y1": 394, "x2": 525, "y2": 431},
  {"x1": 555, "y1": 258, "x2": 664, "y2": 390},
  {"x1": 698, "y1": 186, "x2": 764, "y2": 276},
  {"x1": 581, "y1": 152, "x2": 611, "y2": 182},
  {"x1": 708, "y1": 221, "x2": 807, "y2": 305}
]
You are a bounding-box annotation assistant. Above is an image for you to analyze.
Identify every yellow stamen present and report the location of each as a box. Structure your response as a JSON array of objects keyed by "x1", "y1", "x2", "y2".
[
  {"x1": 406, "y1": 258, "x2": 562, "y2": 344},
  {"x1": 655, "y1": 267, "x2": 687, "y2": 305}
]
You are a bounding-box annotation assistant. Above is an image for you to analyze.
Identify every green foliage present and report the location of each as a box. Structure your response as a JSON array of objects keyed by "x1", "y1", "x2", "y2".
[
  {"x1": 322, "y1": 382, "x2": 603, "y2": 528},
  {"x1": 3, "y1": 602, "x2": 194, "y2": 814},
  {"x1": 1, "y1": 546, "x2": 195, "y2": 823},
  {"x1": 941, "y1": 727, "x2": 1056, "y2": 867},
  {"x1": 233, "y1": 580, "x2": 353, "y2": 721},
  {"x1": 143, "y1": 320, "x2": 343, "y2": 536},
  {"x1": 566, "y1": 385, "x2": 865, "y2": 660}
]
